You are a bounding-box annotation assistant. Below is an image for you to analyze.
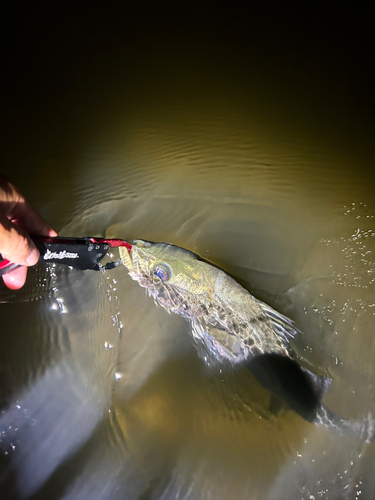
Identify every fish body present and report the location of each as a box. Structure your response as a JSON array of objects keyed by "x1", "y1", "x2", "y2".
[
  {"x1": 120, "y1": 240, "x2": 374, "y2": 441},
  {"x1": 120, "y1": 240, "x2": 296, "y2": 363}
]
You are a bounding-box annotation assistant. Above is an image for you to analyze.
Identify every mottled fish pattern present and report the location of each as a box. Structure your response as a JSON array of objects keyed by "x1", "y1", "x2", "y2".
[{"x1": 119, "y1": 240, "x2": 374, "y2": 441}]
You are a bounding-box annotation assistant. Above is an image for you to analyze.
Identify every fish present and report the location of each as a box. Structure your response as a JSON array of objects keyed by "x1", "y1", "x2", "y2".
[{"x1": 119, "y1": 240, "x2": 374, "y2": 441}]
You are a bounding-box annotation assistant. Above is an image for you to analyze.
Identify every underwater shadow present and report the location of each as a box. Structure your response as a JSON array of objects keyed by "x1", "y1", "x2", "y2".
[{"x1": 244, "y1": 353, "x2": 330, "y2": 423}]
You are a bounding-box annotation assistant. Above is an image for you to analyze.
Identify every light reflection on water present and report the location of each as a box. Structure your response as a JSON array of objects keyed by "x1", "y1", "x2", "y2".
[
  {"x1": 1, "y1": 20, "x2": 375, "y2": 500},
  {"x1": 2, "y1": 192, "x2": 374, "y2": 499}
]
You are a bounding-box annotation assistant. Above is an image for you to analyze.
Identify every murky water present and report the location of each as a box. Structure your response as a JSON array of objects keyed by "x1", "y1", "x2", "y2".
[{"x1": 1, "y1": 8, "x2": 375, "y2": 500}]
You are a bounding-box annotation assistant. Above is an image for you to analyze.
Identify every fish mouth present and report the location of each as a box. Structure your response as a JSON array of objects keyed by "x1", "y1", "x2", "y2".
[
  {"x1": 119, "y1": 244, "x2": 155, "y2": 288},
  {"x1": 119, "y1": 245, "x2": 134, "y2": 271}
]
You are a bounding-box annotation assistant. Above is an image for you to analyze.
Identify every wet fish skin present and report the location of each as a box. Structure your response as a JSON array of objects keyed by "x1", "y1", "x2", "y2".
[
  {"x1": 119, "y1": 240, "x2": 375, "y2": 441},
  {"x1": 120, "y1": 240, "x2": 295, "y2": 363}
]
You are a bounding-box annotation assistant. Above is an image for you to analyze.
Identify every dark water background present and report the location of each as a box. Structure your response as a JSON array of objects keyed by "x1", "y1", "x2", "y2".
[{"x1": 0, "y1": 5, "x2": 375, "y2": 500}]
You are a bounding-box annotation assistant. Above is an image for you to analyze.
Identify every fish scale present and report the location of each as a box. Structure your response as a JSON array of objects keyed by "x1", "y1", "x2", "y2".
[{"x1": 122, "y1": 241, "x2": 290, "y2": 361}]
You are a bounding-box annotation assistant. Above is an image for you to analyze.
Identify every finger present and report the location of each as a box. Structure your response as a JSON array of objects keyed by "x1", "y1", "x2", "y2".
[
  {"x1": 0, "y1": 216, "x2": 40, "y2": 266},
  {"x1": 2, "y1": 265, "x2": 27, "y2": 289},
  {"x1": 9, "y1": 199, "x2": 57, "y2": 237},
  {"x1": 0, "y1": 177, "x2": 57, "y2": 237}
]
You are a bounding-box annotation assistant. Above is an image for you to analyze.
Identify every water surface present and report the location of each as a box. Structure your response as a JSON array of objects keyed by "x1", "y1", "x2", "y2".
[{"x1": 1, "y1": 10, "x2": 375, "y2": 500}]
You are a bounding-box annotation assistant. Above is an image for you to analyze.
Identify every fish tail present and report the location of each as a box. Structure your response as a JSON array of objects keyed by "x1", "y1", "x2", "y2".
[
  {"x1": 245, "y1": 354, "x2": 331, "y2": 423},
  {"x1": 299, "y1": 366, "x2": 332, "y2": 405}
]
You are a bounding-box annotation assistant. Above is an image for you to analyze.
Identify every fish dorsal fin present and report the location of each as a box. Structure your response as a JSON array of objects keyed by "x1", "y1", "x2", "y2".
[{"x1": 258, "y1": 301, "x2": 302, "y2": 345}]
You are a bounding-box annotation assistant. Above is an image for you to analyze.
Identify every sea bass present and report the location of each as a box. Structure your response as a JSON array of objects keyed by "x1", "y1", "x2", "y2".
[{"x1": 119, "y1": 240, "x2": 374, "y2": 441}]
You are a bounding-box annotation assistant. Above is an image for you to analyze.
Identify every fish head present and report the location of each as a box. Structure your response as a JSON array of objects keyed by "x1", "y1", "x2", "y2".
[{"x1": 119, "y1": 240, "x2": 216, "y2": 315}]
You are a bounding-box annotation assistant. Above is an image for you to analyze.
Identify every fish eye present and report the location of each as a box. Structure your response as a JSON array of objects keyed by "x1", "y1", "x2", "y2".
[{"x1": 153, "y1": 264, "x2": 171, "y2": 282}]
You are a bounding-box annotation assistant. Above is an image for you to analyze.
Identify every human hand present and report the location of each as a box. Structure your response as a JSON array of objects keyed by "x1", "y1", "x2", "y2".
[{"x1": 0, "y1": 175, "x2": 57, "y2": 290}]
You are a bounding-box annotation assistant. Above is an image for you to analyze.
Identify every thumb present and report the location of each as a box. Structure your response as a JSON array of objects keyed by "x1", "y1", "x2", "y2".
[{"x1": 0, "y1": 219, "x2": 39, "y2": 267}]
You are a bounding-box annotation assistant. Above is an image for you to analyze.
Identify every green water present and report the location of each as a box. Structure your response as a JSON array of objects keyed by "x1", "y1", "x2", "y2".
[{"x1": 0, "y1": 6, "x2": 374, "y2": 500}]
